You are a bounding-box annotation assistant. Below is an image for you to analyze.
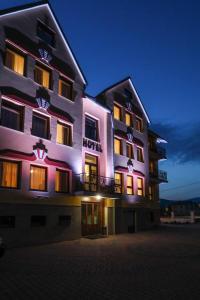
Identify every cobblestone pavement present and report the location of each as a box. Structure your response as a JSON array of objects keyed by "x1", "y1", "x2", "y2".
[{"x1": 1, "y1": 224, "x2": 200, "y2": 300}]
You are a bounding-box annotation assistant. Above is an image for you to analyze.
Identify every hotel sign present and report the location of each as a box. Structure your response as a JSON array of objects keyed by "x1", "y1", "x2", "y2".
[{"x1": 83, "y1": 138, "x2": 102, "y2": 152}]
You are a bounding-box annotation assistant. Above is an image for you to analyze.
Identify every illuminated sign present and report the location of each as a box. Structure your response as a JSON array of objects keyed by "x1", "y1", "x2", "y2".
[{"x1": 83, "y1": 138, "x2": 102, "y2": 152}]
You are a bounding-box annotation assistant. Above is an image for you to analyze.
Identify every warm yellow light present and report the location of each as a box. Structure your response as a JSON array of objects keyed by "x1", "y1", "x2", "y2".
[{"x1": 96, "y1": 195, "x2": 102, "y2": 200}]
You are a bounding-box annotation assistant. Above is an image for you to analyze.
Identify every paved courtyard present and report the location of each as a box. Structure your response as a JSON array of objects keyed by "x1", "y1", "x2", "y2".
[{"x1": 1, "y1": 224, "x2": 200, "y2": 300}]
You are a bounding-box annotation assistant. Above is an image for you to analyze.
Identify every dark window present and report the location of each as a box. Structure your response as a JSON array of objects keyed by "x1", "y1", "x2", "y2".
[
  {"x1": 136, "y1": 117, "x2": 143, "y2": 132},
  {"x1": 37, "y1": 21, "x2": 55, "y2": 47},
  {"x1": 57, "y1": 122, "x2": 72, "y2": 146},
  {"x1": 0, "y1": 216, "x2": 15, "y2": 228},
  {"x1": 126, "y1": 143, "x2": 134, "y2": 159},
  {"x1": 0, "y1": 160, "x2": 20, "y2": 189},
  {"x1": 58, "y1": 78, "x2": 73, "y2": 100},
  {"x1": 150, "y1": 212, "x2": 155, "y2": 223},
  {"x1": 1, "y1": 100, "x2": 24, "y2": 131},
  {"x1": 31, "y1": 216, "x2": 46, "y2": 227},
  {"x1": 85, "y1": 115, "x2": 98, "y2": 141},
  {"x1": 137, "y1": 147, "x2": 144, "y2": 162},
  {"x1": 55, "y1": 169, "x2": 69, "y2": 193},
  {"x1": 59, "y1": 215, "x2": 71, "y2": 226},
  {"x1": 31, "y1": 113, "x2": 50, "y2": 139}
]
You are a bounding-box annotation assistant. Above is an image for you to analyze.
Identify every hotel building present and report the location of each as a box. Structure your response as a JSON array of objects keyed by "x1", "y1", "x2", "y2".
[{"x1": 0, "y1": 1, "x2": 167, "y2": 246}]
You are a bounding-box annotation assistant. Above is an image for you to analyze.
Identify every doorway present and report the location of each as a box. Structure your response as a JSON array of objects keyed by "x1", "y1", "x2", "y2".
[
  {"x1": 84, "y1": 154, "x2": 98, "y2": 192},
  {"x1": 81, "y1": 202, "x2": 102, "y2": 236}
]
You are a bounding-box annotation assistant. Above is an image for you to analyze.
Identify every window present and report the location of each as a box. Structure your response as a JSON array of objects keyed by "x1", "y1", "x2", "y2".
[
  {"x1": 34, "y1": 64, "x2": 50, "y2": 89},
  {"x1": 0, "y1": 160, "x2": 20, "y2": 189},
  {"x1": 59, "y1": 215, "x2": 71, "y2": 226},
  {"x1": 85, "y1": 115, "x2": 98, "y2": 141},
  {"x1": 5, "y1": 48, "x2": 25, "y2": 75},
  {"x1": 126, "y1": 143, "x2": 134, "y2": 159},
  {"x1": 55, "y1": 169, "x2": 69, "y2": 193},
  {"x1": 125, "y1": 112, "x2": 132, "y2": 127},
  {"x1": 149, "y1": 185, "x2": 155, "y2": 200},
  {"x1": 137, "y1": 177, "x2": 144, "y2": 196},
  {"x1": 0, "y1": 216, "x2": 15, "y2": 228},
  {"x1": 1, "y1": 100, "x2": 24, "y2": 131},
  {"x1": 137, "y1": 147, "x2": 144, "y2": 162},
  {"x1": 32, "y1": 112, "x2": 50, "y2": 139},
  {"x1": 149, "y1": 161, "x2": 155, "y2": 174},
  {"x1": 127, "y1": 175, "x2": 134, "y2": 195},
  {"x1": 135, "y1": 117, "x2": 143, "y2": 132},
  {"x1": 114, "y1": 138, "x2": 122, "y2": 155},
  {"x1": 115, "y1": 172, "x2": 123, "y2": 194},
  {"x1": 114, "y1": 104, "x2": 121, "y2": 121},
  {"x1": 37, "y1": 21, "x2": 55, "y2": 46},
  {"x1": 58, "y1": 78, "x2": 72, "y2": 100},
  {"x1": 57, "y1": 122, "x2": 72, "y2": 146},
  {"x1": 30, "y1": 165, "x2": 47, "y2": 191},
  {"x1": 31, "y1": 216, "x2": 46, "y2": 227}
]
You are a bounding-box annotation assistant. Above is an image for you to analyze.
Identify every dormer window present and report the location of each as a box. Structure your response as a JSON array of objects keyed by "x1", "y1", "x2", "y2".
[
  {"x1": 37, "y1": 21, "x2": 55, "y2": 47},
  {"x1": 34, "y1": 64, "x2": 51, "y2": 89},
  {"x1": 58, "y1": 78, "x2": 73, "y2": 100}
]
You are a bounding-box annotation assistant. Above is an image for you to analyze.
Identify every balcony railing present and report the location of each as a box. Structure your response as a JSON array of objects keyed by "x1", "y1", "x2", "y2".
[
  {"x1": 74, "y1": 173, "x2": 115, "y2": 194},
  {"x1": 158, "y1": 170, "x2": 168, "y2": 182},
  {"x1": 149, "y1": 145, "x2": 167, "y2": 159}
]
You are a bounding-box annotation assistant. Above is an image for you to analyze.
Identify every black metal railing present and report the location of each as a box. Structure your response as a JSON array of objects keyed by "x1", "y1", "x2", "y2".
[
  {"x1": 158, "y1": 170, "x2": 168, "y2": 182},
  {"x1": 149, "y1": 145, "x2": 167, "y2": 159},
  {"x1": 74, "y1": 173, "x2": 116, "y2": 194}
]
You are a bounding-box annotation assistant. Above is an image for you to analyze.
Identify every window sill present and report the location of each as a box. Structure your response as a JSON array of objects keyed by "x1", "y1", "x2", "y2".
[
  {"x1": 58, "y1": 94, "x2": 74, "y2": 103},
  {"x1": 4, "y1": 66, "x2": 26, "y2": 79},
  {"x1": 56, "y1": 142, "x2": 73, "y2": 148},
  {"x1": 31, "y1": 133, "x2": 51, "y2": 141},
  {"x1": 0, "y1": 125, "x2": 24, "y2": 134}
]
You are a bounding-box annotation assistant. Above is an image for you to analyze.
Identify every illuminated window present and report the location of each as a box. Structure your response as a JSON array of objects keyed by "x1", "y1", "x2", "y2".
[
  {"x1": 137, "y1": 147, "x2": 144, "y2": 162},
  {"x1": 5, "y1": 48, "x2": 25, "y2": 75},
  {"x1": 1, "y1": 100, "x2": 24, "y2": 131},
  {"x1": 126, "y1": 143, "x2": 134, "y2": 159},
  {"x1": 0, "y1": 160, "x2": 20, "y2": 189},
  {"x1": 58, "y1": 78, "x2": 72, "y2": 100},
  {"x1": 115, "y1": 172, "x2": 123, "y2": 194},
  {"x1": 125, "y1": 112, "x2": 132, "y2": 127},
  {"x1": 149, "y1": 185, "x2": 155, "y2": 200},
  {"x1": 30, "y1": 165, "x2": 47, "y2": 191},
  {"x1": 135, "y1": 117, "x2": 143, "y2": 132},
  {"x1": 127, "y1": 175, "x2": 134, "y2": 195},
  {"x1": 57, "y1": 122, "x2": 72, "y2": 146},
  {"x1": 32, "y1": 112, "x2": 50, "y2": 139},
  {"x1": 114, "y1": 104, "x2": 121, "y2": 121},
  {"x1": 114, "y1": 138, "x2": 122, "y2": 155},
  {"x1": 85, "y1": 116, "x2": 98, "y2": 141},
  {"x1": 149, "y1": 161, "x2": 155, "y2": 173},
  {"x1": 55, "y1": 169, "x2": 69, "y2": 193},
  {"x1": 137, "y1": 177, "x2": 144, "y2": 196},
  {"x1": 34, "y1": 64, "x2": 50, "y2": 89},
  {"x1": 37, "y1": 21, "x2": 55, "y2": 47}
]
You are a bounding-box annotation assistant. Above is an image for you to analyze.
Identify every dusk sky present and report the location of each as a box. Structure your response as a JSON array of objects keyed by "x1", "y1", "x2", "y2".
[{"x1": 1, "y1": 0, "x2": 200, "y2": 200}]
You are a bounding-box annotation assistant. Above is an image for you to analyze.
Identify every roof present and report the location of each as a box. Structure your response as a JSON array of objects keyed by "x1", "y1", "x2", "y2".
[
  {"x1": 0, "y1": 0, "x2": 87, "y2": 85},
  {"x1": 96, "y1": 76, "x2": 150, "y2": 124},
  {"x1": 148, "y1": 129, "x2": 167, "y2": 144}
]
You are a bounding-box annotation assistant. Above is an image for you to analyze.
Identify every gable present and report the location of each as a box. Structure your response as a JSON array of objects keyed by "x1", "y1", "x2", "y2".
[{"x1": 0, "y1": 2, "x2": 86, "y2": 85}]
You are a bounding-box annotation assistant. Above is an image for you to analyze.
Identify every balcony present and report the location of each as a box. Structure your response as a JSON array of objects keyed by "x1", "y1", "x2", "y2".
[
  {"x1": 158, "y1": 170, "x2": 168, "y2": 183},
  {"x1": 74, "y1": 173, "x2": 115, "y2": 195},
  {"x1": 149, "y1": 170, "x2": 168, "y2": 183},
  {"x1": 149, "y1": 145, "x2": 167, "y2": 160}
]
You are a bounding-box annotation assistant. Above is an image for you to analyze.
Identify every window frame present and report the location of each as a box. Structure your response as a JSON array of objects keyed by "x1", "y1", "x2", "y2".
[
  {"x1": 137, "y1": 146, "x2": 144, "y2": 163},
  {"x1": 0, "y1": 99, "x2": 24, "y2": 132},
  {"x1": 31, "y1": 112, "x2": 50, "y2": 140},
  {"x1": 29, "y1": 165, "x2": 48, "y2": 192},
  {"x1": 114, "y1": 172, "x2": 123, "y2": 194},
  {"x1": 113, "y1": 103, "x2": 122, "y2": 121},
  {"x1": 127, "y1": 175, "x2": 134, "y2": 195},
  {"x1": 114, "y1": 137, "x2": 122, "y2": 155},
  {"x1": 56, "y1": 121, "x2": 72, "y2": 146},
  {"x1": 58, "y1": 77, "x2": 73, "y2": 100},
  {"x1": 37, "y1": 21, "x2": 55, "y2": 47},
  {"x1": 125, "y1": 111, "x2": 132, "y2": 127},
  {"x1": 126, "y1": 143, "x2": 134, "y2": 159},
  {"x1": 55, "y1": 168, "x2": 70, "y2": 193},
  {"x1": 135, "y1": 116, "x2": 143, "y2": 133},
  {"x1": 137, "y1": 177, "x2": 144, "y2": 196},
  {"x1": 0, "y1": 159, "x2": 21, "y2": 190},
  {"x1": 85, "y1": 115, "x2": 99, "y2": 142},
  {"x1": 34, "y1": 63, "x2": 51, "y2": 89},
  {"x1": 4, "y1": 47, "x2": 26, "y2": 76}
]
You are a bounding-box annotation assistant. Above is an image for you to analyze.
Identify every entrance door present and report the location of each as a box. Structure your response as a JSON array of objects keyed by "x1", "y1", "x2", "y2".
[
  {"x1": 84, "y1": 154, "x2": 98, "y2": 192},
  {"x1": 82, "y1": 202, "x2": 101, "y2": 236}
]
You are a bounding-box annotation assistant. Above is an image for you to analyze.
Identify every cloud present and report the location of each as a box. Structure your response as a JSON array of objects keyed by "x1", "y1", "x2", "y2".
[{"x1": 151, "y1": 122, "x2": 200, "y2": 163}]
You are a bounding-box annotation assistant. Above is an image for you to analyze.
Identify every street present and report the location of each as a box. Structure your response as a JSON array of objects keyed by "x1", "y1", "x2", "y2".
[{"x1": 1, "y1": 224, "x2": 200, "y2": 300}]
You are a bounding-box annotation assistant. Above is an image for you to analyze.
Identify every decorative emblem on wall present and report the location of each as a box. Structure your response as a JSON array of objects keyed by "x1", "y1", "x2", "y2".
[
  {"x1": 124, "y1": 89, "x2": 133, "y2": 112},
  {"x1": 38, "y1": 48, "x2": 52, "y2": 64},
  {"x1": 33, "y1": 140, "x2": 48, "y2": 160},
  {"x1": 127, "y1": 159, "x2": 134, "y2": 173},
  {"x1": 126, "y1": 101, "x2": 132, "y2": 112},
  {"x1": 127, "y1": 127, "x2": 133, "y2": 142},
  {"x1": 36, "y1": 97, "x2": 50, "y2": 110}
]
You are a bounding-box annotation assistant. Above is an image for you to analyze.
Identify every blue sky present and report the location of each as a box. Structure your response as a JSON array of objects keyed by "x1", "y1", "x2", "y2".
[{"x1": 1, "y1": 0, "x2": 200, "y2": 200}]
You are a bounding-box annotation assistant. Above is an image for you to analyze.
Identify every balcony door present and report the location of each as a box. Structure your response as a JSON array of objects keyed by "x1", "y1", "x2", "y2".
[
  {"x1": 84, "y1": 154, "x2": 98, "y2": 192},
  {"x1": 81, "y1": 202, "x2": 101, "y2": 236}
]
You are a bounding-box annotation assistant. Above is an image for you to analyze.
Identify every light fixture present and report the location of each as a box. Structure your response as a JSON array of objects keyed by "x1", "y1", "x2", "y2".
[
  {"x1": 96, "y1": 195, "x2": 102, "y2": 201},
  {"x1": 83, "y1": 197, "x2": 89, "y2": 201}
]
